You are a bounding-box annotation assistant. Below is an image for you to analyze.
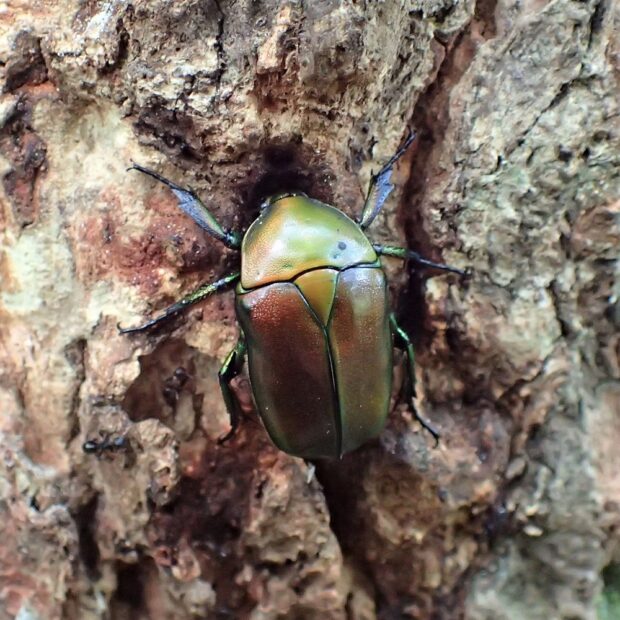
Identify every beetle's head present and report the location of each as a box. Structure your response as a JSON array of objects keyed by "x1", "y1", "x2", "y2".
[{"x1": 260, "y1": 191, "x2": 307, "y2": 210}]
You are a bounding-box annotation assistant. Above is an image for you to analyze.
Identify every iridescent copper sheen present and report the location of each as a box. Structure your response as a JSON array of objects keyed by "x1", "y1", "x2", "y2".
[
  {"x1": 327, "y1": 267, "x2": 392, "y2": 454},
  {"x1": 236, "y1": 282, "x2": 340, "y2": 458}
]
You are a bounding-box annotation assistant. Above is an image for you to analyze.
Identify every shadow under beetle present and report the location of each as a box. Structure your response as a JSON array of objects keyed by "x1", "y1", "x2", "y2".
[{"x1": 120, "y1": 131, "x2": 464, "y2": 459}]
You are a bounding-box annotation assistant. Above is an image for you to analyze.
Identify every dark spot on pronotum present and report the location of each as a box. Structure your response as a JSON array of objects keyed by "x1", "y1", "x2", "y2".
[{"x1": 338, "y1": 241, "x2": 347, "y2": 250}]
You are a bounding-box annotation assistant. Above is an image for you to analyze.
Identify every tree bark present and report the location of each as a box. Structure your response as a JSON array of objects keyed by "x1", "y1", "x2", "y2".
[{"x1": 0, "y1": 1, "x2": 618, "y2": 619}]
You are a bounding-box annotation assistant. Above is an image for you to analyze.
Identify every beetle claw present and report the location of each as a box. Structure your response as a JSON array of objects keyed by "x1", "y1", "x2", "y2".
[
  {"x1": 429, "y1": 428, "x2": 441, "y2": 449},
  {"x1": 409, "y1": 402, "x2": 441, "y2": 447},
  {"x1": 217, "y1": 427, "x2": 236, "y2": 445},
  {"x1": 420, "y1": 422, "x2": 440, "y2": 448},
  {"x1": 417, "y1": 417, "x2": 440, "y2": 448},
  {"x1": 117, "y1": 320, "x2": 157, "y2": 334}
]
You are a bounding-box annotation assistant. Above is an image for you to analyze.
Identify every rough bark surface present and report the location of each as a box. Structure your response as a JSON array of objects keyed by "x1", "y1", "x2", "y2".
[{"x1": 0, "y1": 1, "x2": 618, "y2": 619}]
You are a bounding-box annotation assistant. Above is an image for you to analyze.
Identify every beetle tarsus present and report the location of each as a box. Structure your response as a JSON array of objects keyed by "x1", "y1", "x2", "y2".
[
  {"x1": 117, "y1": 311, "x2": 181, "y2": 334},
  {"x1": 410, "y1": 404, "x2": 441, "y2": 448},
  {"x1": 128, "y1": 162, "x2": 188, "y2": 193},
  {"x1": 217, "y1": 426, "x2": 237, "y2": 445},
  {"x1": 118, "y1": 273, "x2": 240, "y2": 335},
  {"x1": 375, "y1": 127, "x2": 416, "y2": 174},
  {"x1": 359, "y1": 129, "x2": 417, "y2": 229},
  {"x1": 374, "y1": 244, "x2": 465, "y2": 276}
]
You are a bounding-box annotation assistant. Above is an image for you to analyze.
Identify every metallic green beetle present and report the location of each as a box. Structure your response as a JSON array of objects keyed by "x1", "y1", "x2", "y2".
[{"x1": 121, "y1": 132, "x2": 463, "y2": 459}]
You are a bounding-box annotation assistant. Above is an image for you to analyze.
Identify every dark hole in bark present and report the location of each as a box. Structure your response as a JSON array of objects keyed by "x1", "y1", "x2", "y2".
[
  {"x1": 238, "y1": 142, "x2": 336, "y2": 220},
  {"x1": 599, "y1": 561, "x2": 620, "y2": 613},
  {"x1": 110, "y1": 559, "x2": 155, "y2": 616},
  {"x1": 122, "y1": 339, "x2": 199, "y2": 428},
  {"x1": 5, "y1": 32, "x2": 48, "y2": 91},
  {"x1": 73, "y1": 495, "x2": 101, "y2": 579}
]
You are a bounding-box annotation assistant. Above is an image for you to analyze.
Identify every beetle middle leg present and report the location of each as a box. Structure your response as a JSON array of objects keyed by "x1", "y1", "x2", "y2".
[
  {"x1": 358, "y1": 128, "x2": 416, "y2": 229},
  {"x1": 390, "y1": 314, "x2": 440, "y2": 447},
  {"x1": 119, "y1": 272, "x2": 239, "y2": 333},
  {"x1": 374, "y1": 244, "x2": 465, "y2": 275},
  {"x1": 217, "y1": 335, "x2": 247, "y2": 444}
]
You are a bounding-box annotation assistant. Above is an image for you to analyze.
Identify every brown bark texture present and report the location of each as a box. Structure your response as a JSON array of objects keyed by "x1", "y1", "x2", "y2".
[{"x1": 0, "y1": 0, "x2": 619, "y2": 618}]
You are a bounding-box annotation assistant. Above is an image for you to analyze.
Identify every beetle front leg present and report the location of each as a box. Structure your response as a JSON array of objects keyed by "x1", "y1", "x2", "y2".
[
  {"x1": 129, "y1": 163, "x2": 241, "y2": 249},
  {"x1": 390, "y1": 314, "x2": 440, "y2": 447},
  {"x1": 375, "y1": 244, "x2": 465, "y2": 276},
  {"x1": 358, "y1": 129, "x2": 416, "y2": 230},
  {"x1": 217, "y1": 336, "x2": 247, "y2": 444},
  {"x1": 119, "y1": 272, "x2": 240, "y2": 333}
]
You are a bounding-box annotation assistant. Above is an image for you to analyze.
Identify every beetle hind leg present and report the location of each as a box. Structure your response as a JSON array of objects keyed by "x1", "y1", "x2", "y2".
[
  {"x1": 390, "y1": 314, "x2": 440, "y2": 447},
  {"x1": 217, "y1": 336, "x2": 247, "y2": 444}
]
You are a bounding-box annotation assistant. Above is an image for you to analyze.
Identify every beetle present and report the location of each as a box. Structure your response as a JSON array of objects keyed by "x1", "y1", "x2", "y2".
[{"x1": 120, "y1": 131, "x2": 463, "y2": 459}]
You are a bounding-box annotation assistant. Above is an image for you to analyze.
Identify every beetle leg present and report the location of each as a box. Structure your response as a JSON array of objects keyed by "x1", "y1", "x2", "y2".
[
  {"x1": 390, "y1": 314, "x2": 440, "y2": 447},
  {"x1": 128, "y1": 163, "x2": 241, "y2": 249},
  {"x1": 217, "y1": 336, "x2": 247, "y2": 444},
  {"x1": 374, "y1": 244, "x2": 465, "y2": 276},
  {"x1": 358, "y1": 128, "x2": 416, "y2": 230},
  {"x1": 118, "y1": 272, "x2": 240, "y2": 334}
]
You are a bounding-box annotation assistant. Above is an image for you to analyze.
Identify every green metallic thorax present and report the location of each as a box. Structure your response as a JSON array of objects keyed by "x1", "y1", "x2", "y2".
[{"x1": 239, "y1": 195, "x2": 378, "y2": 290}]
